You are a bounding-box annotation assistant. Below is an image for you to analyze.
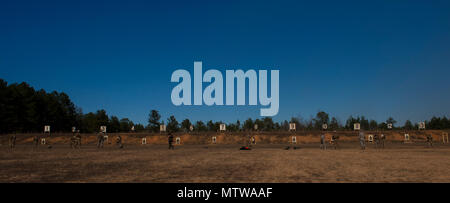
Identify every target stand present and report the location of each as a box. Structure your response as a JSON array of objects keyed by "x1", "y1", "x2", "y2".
[{"x1": 442, "y1": 132, "x2": 449, "y2": 144}]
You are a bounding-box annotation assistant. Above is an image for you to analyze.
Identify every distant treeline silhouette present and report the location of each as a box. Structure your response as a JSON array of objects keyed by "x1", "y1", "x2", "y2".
[{"x1": 0, "y1": 79, "x2": 449, "y2": 134}]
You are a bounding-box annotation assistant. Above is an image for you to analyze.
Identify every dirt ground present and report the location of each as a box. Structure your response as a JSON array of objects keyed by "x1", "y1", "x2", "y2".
[{"x1": 1, "y1": 142, "x2": 450, "y2": 183}]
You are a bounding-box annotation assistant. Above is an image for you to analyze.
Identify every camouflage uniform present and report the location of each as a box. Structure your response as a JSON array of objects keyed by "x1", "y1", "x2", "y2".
[
  {"x1": 97, "y1": 133, "x2": 104, "y2": 148},
  {"x1": 9, "y1": 135, "x2": 16, "y2": 149},
  {"x1": 70, "y1": 135, "x2": 76, "y2": 149},
  {"x1": 331, "y1": 134, "x2": 339, "y2": 150},
  {"x1": 380, "y1": 134, "x2": 386, "y2": 149},
  {"x1": 426, "y1": 135, "x2": 433, "y2": 147},
  {"x1": 76, "y1": 132, "x2": 82, "y2": 147},
  {"x1": 374, "y1": 134, "x2": 380, "y2": 149},
  {"x1": 320, "y1": 134, "x2": 326, "y2": 150},
  {"x1": 33, "y1": 135, "x2": 39, "y2": 148},
  {"x1": 359, "y1": 131, "x2": 366, "y2": 150},
  {"x1": 70, "y1": 134, "x2": 81, "y2": 149},
  {"x1": 168, "y1": 133, "x2": 174, "y2": 150},
  {"x1": 116, "y1": 135, "x2": 123, "y2": 149}
]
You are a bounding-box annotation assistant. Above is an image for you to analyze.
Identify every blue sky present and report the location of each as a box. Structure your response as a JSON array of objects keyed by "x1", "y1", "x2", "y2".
[{"x1": 1, "y1": 0, "x2": 450, "y2": 125}]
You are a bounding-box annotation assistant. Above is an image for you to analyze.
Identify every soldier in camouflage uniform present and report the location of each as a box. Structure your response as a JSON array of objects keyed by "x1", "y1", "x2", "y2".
[
  {"x1": 373, "y1": 134, "x2": 380, "y2": 149},
  {"x1": 359, "y1": 130, "x2": 366, "y2": 150},
  {"x1": 70, "y1": 135, "x2": 76, "y2": 149},
  {"x1": 9, "y1": 134, "x2": 16, "y2": 149},
  {"x1": 320, "y1": 133, "x2": 326, "y2": 150},
  {"x1": 70, "y1": 134, "x2": 81, "y2": 149},
  {"x1": 76, "y1": 131, "x2": 82, "y2": 147},
  {"x1": 116, "y1": 135, "x2": 123, "y2": 149},
  {"x1": 97, "y1": 132, "x2": 104, "y2": 148},
  {"x1": 331, "y1": 132, "x2": 339, "y2": 150},
  {"x1": 168, "y1": 132, "x2": 174, "y2": 150},
  {"x1": 426, "y1": 135, "x2": 433, "y2": 147},
  {"x1": 33, "y1": 135, "x2": 39, "y2": 149},
  {"x1": 380, "y1": 134, "x2": 386, "y2": 149}
]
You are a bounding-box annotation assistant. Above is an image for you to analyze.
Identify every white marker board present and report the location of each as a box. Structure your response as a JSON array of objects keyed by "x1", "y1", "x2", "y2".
[
  {"x1": 354, "y1": 123, "x2": 360, "y2": 130},
  {"x1": 387, "y1": 123, "x2": 393, "y2": 129},
  {"x1": 443, "y1": 133, "x2": 449, "y2": 144},
  {"x1": 160, "y1": 125, "x2": 166, "y2": 132},
  {"x1": 289, "y1": 123, "x2": 296, "y2": 131},
  {"x1": 368, "y1": 134, "x2": 374, "y2": 142},
  {"x1": 100, "y1": 126, "x2": 107, "y2": 133},
  {"x1": 419, "y1": 122, "x2": 426, "y2": 130},
  {"x1": 220, "y1": 124, "x2": 226, "y2": 131}
]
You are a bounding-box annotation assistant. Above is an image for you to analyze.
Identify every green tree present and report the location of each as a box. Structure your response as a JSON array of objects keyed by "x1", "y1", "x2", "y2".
[
  {"x1": 378, "y1": 122, "x2": 388, "y2": 130},
  {"x1": 119, "y1": 118, "x2": 133, "y2": 132},
  {"x1": 403, "y1": 120, "x2": 414, "y2": 130},
  {"x1": 148, "y1": 110, "x2": 161, "y2": 133},
  {"x1": 330, "y1": 117, "x2": 340, "y2": 130},
  {"x1": 181, "y1": 119, "x2": 192, "y2": 132},
  {"x1": 360, "y1": 116, "x2": 369, "y2": 130},
  {"x1": 134, "y1": 124, "x2": 145, "y2": 132},
  {"x1": 369, "y1": 120, "x2": 378, "y2": 130},
  {"x1": 314, "y1": 111, "x2": 329, "y2": 130},
  {"x1": 243, "y1": 118, "x2": 254, "y2": 131},
  {"x1": 167, "y1": 115, "x2": 179, "y2": 132},
  {"x1": 194, "y1": 121, "x2": 207, "y2": 132},
  {"x1": 262, "y1": 117, "x2": 275, "y2": 131},
  {"x1": 109, "y1": 116, "x2": 121, "y2": 133}
]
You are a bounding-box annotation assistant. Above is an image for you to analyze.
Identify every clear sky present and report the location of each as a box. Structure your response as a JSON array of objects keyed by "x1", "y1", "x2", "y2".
[{"x1": 1, "y1": 0, "x2": 449, "y2": 125}]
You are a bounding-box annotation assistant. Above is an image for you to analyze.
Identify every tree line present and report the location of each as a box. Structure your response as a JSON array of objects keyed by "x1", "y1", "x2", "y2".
[
  {"x1": 1, "y1": 79, "x2": 449, "y2": 134},
  {"x1": 0, "y1": 79, "x2": 142, "y2": 134},
  {"x1": 149, "y1": 110, "x2": 450, "y2": 133}
]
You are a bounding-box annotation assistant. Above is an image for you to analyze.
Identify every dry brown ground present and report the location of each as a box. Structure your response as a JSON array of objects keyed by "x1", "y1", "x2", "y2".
[{"x1": 1, "y1": 142, "x2": 450, "y2": 183}]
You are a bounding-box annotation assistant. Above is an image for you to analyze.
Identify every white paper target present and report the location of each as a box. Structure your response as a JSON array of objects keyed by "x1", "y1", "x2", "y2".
[
  {"x1": 292, "y1": 136, "x2": 297, "y2": 144},
  {"x1": 419, "y1": 122, "x2": 426, "y2": 130},
  {"x1": 404, "y1": 134, "x2": 410, "y2": 141},
  {"x1": 142, "y1": 138, "x2": 147, "y2": 145},
  {"x1": 387, "y1": 123, "x2": 393, "y2": 129},
  {"x1": 289, "y1": 123, "x2": 296, "y2": 131},
  {"x1": 176, "y1": 137, "x2": 181, "y2": 145},
  {"x1": 322, "y1": 124, "x2": 328, "y2": 130},
  {"x1": 72, "y1": 127, "x2": 76, "y2": 133},
  {"x1": 220, "y1": 124, "x2": 226, "y2": 131},
  {"x1": 160, "y1": 125, "x2": 166, "y2": 132},
  {"x1": 131, "y1": 126, "x2": 135, "y2": 131},
  {"x1": 354, "y1": 123, "x2": 360, "y2": 130},
  {"x1": 368, "y1": 134, "x2": 374, "y2": 142},
  {"x1": 41, "y1": 138, "x2": 46, "y2": 145},
  {"x1": 254, "y1": 124, "x2": 258, "y2": 130},
  {"x1": 189, "y1": 125, "x2": 194, "y2": 131},
  {"x1": 212, "y1": 136, "x2": 217, "y2": 144},
  {"x1": 44, "y1": 125, "x2": 50, "y2": 133},
  {"x1": 100, "y1": 126, "x2": 107, "y2": 133}
]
